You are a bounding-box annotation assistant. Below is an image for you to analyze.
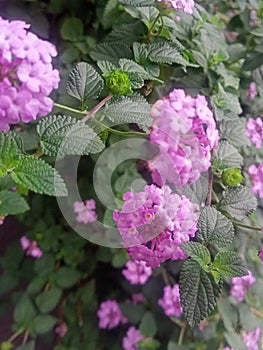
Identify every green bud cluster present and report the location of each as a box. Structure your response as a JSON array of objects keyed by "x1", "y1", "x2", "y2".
[
  {"x1": 105, "y1": 70, "x2": 132, "y2": 96},
  {"x1": 222, "y1": 168, "x2": 243, "y2": 186}
]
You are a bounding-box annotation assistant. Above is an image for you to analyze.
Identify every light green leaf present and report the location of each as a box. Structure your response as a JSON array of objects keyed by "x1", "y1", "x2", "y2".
[
  {"x1": 105, "y1": 21, "x2": 146, "y2": 46},
  {"x1": 139, "y1": 311, "x2": 157, "y2": 337},
  {"x1": 33, "y1": 314, "x2": 57, "y2": 334},
  {"x1": 11, "y1": 156, "x2": 67, "y2": 197},
  {"x1": 180, "y1": 260, "x2": 222, "y2": 328},
  {"x1": 35, "y1": 287, "x2": 62, "y2": 313},
  {"x1": 197, "y1": 207, "x2": 235, "y2": 251},
  {"x1": 147, "y1": 42, "x2": 190, "y2": 66},
  {"x1": 218, "y1": 186, "x2": 257, "y2": 220},
  {"x1": 0, "y1": 132, "x2": 24, "y2": 171},
  {"x1": 37, "y1": 115, "x2": 104, "y2": 157},
  {"x1": 224, "y1": 332, "x2": 246, "y2": 350},
  {"x1": 66, "y1": 62, "x2": 104, "y2": 106},
  {"x1": 180, "y1": 242, "x2": 211, "y2": 268},
  {"x1": 0, "y1": 190, "x2": 29, "y2": 215},
  {"x1": 60, "y1": 17, "x2": 84, "y2": 41},
  {"x1": 90, "y1": 43, "x2": 133, "y2": 65},
  {"x1": 213, "y1": 141, "x2": 243, "y2": 169},
  {"x1": 212, "y1": 252, "x2": 247, "y2": 278},
  {"x1": 97, "y1": 60, "x2": 117, "y2": 75},
  {"x1": 220, "y1": 119, "x2": 250, "y2": 148},
  {"x1": 14, "y1": 296, "x2": 37, "y2": 328}
]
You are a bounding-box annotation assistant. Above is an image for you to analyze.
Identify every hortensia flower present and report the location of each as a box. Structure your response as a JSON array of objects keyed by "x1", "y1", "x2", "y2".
[
  {"x1": 97, "y1": 300, "x2": 127, "y2": 330},
  {"x1": 122, "y1": 260, "x2": 152, "y2": 285},
  {"x1": 20, "y1": 236, "x2": 43, "y2": 258},
  {"x1": 158, "y1": 284, "x2": 183, "y2": 317},
  {"x1": 148, "y1": 89, "x2": 219, "y2": 187},
  {"x1": 246, "y1": 117, "x2": 263, "y2": 148},
  {"x1": 0, "y1": 16, "x2": 60, "y2": 131},
  {"x1": 248, "y1": 164, "x2": 263, "y2": 198},
  {"x1": 73, "y1": 199, "x2": 97, "y2": 224},
  {"x1": 230, "y1": 270, "x2": 256, "y2": 303},
  {"x1": 156, "y1": 0, "x2": 195, "y2": 14},
  {"x1": 122, "y1": 327, "x2": 144, "y2": 350},
  {"x1": 243, "y1": 327, "x2": 262, "y2": 350},
  {"x1": 113, "y1": 184, "x2": 199, "y2": 267}
]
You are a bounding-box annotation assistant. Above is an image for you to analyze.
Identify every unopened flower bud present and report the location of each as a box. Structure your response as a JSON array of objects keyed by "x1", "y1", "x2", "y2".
[
  {"x1": 105, "y1": 70, "x2": 132, "y2": 96},
  {"x1": 222, "y1": 168, "x2": 243, "y2": 186}
]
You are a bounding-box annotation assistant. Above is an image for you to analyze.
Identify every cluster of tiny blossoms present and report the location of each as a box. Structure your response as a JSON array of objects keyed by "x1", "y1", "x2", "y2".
[
  {"x1": 247, "y1": 82, "x2": 257, "y2": 100},
  {"x1": 122, "y1": 260, "x2": 152, "y2": 285},
  {"x1": 0, "y1": 16, "x2": 60, "y2": 131},
  {"x1": 73, "y1": 199, "x2": 97, "y2": 224},
  {"x1": 246, "y1": 118, "x2": 263, "y2": 148},
  {"x1": 149, "y1": 89, "x2": 219, "y2": 187},
  {"x1": 156, "y1": 0, "x2": 195, "y2": 14},
  {"x1": 113, "y1": 184, "x2": 199, "y2": 268},
  {"x1": 97, "y1": 300, "x2": 127, "y2": 330},
  {"x1": 230, "y1": 270, "x2": 256, "y2": 303},
  {"x1": 158, "y1": 284, "x2": 183, "y2": 317},
  {"x1": 122, "y1": 327, "x2": 144, "y2": 350},
  {"x1": 225, "y1": 327, "x2": 262, "y2": 350},
  {"x1": 248, "y1": 164, "x2": 263, "y2": 198},
  {"x1": 20, "y1": 236, "x2": 43, "y2": 258}
]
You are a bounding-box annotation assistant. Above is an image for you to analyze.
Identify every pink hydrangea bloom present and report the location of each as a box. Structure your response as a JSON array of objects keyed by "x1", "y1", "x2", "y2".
[
  {"x1": 248, "y1": 164, "x2": 263, "y2": 198},
  {"x1": 73, "y1": 199, "x2": 97, "y2": 224},
  {"x1": 156, "y1": 0, "x2": 195, "y2": 14},
  {"x1": 246, "y1": 118, "x2": 263, "y2": 148},
  {"x1": 113, "y1": 184, "x2": 199, "y2": 267},
  {"x1": 258, "y1": 250, "x2": 263, "y2": 262},
  {"x1": 122, "y1": 260, "x2": 152, "y2": 285},
  {"x1": 122, "y1": 327, "x2": 144, "y2": 350},
  {"x1": 247, "y1": 82, "x2": 257, "y2": 100},
  {"x1": 158, "y1": 284, "x2": 183, "y2": 317},
  {"x1": 0, "y1": 16, "x2": 60, "y2": 131},
  {"x1": 243, "y1": 327, "x2": 262, "y2": 350},
  {"x1": 224, "y1": 347, "x2": 233, "y2": 350},
  {"x1": 20, "y1": 236, "x2": 43, "y2": 258},
  {"x1": 149, "y1": 89, "x2": 219, "y2": 187},
  {"x1": 97, "y1": 300, "x2": 127, "y2": 330},
  {"x1": 55, "y1": 323, "x2": 68, "y2": 338},
  {"x1": 230, "y1": 270, "x2": 256, "y2": 303}
]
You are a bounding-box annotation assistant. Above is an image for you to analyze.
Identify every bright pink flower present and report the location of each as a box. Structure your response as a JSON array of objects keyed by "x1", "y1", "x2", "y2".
[
  {"x1": 122, "y1": 260, "x2": 152, "y2": 285},
  {"x1": 0, "y1": 16, "x2": 60, "y2": 131},
  {"x1": 156, "y1": 0, "x2": 195, "y2": 14},
  {"x1": 97, "y1": 300, "x2": 127, "y2": 330},
  {"x1": 122, "y1": 327, "x2": 144, "y2": 350},
  {"x1": 73, "y1": 199, "x2": 97, "y2": 224},
  {"x1": 230, "y1": 270, "x2": 256, "y2": 303},
  {"x1": 55, "y1": 323, "x2": 68, "y2": 338},
  {"x1": 20, "y1": 236, "x2": 43, "y2": 258},
  {"x1": 158, "y1": 285, "x2": 183, "y2": 317},
  {"x1": 246, "y1": 118, "x2": 263, "y2": 148},
  {"x1": 149, "y1": 89, "x2": 219, "y2": 187},
  {"x1": 258, "y1": 250, "x2": 263, "y2": 262},
  {"x1": 248, "y1": 164, "x2": 263, "y2": 198},
  {"x1": 243, "y1": 328, "x2": 261, "y2": 350},
  {"x1": 247, "y1": 82, "x2": 257, "y2": 100},
  {"x1": 113, "y1": 185, "x2": 199, "y2": 267}
]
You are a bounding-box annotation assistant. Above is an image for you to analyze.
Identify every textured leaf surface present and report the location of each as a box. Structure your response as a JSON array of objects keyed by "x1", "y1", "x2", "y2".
[
  {"x1": 218, "y1": 186, "x2": 257, "y2": 220},
  {"x1": 0, "y1": 132, "x2": 24, "y2": 170},
  {"x1": 180, "y1": 242, "x2": 211, "y2": 267},
  {"x1": 197, "y1": 207, "x2": 235, "y2": 251},
  {"x1": 147, "y1": 42, "x2": 190, "y2": 66},
  {"x1": 90, "y1": 43, "x2": 133, "y2": 64},
  {"x1": 119, "y1": 0, "x2": 155, "y2": 6},
  {"x1": 11, "y1": 156, "x2": 67, "y2": 197},
  {"x1": 37, "y1": 115, "x2": 104, "y2": 157},
  {"x1": 179, "y1": 260, "x2": 222, "y2": 328},
  {"x1": 220, "y1": 119, "x2": 250, "y2": 148},
  {"x1": 66, "y1": 62, "x2": 104, "y2": 105},
  {"x1": 0, "y1": 190, "x2": 29, "y2": 215},
  {"x1": 212, "y1": 252, "x2": 248, "y2": 278},
  {"x1": 105, "y1": 21, "x2": 146, "y2": 46},
  {"x1": 214, "y1": 141, "x2": 243, "y2": 168}
]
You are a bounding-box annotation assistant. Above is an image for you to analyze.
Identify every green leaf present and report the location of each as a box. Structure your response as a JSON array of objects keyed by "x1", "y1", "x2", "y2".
[
  {"x1": 105, "y1": 21, "x2": 146, "y2": 46},
  {"x1": 33, "y1": 314, "x2": 57, "y2": 334},
  {"x1": 213, "y1": 141, "x2": 243, "y2": 169},
  {"x1": 97, "y1": 60, "x2": 117, "y2": 75},
  {"x1": 119, "y1": 0, "x2": 155, "y2": 6},
  {"x1": 180, "y1": 242, "x2": 211, "y2": 268},
  {"x1": 66, "y1": 62, "x2": 104, "y2": 106},
  {"x1": 217, "y1": 299, "x2": 238, "y2": 330},
  {"x1": 220, "y1": 119, "x2": 250, "y2": 148},
  {"x1": 197, "y1": 207, "x2": 235, "y2": 251},
  {"x1": 212, "y1": 84, "x2": 242, "y2": 116},
  {"x1": 179, "y1": 260, "x2": 222, "y2": 328},
  {"x1": 60, "y1": 17, "x2": 84, "y2": 41},
  {"x1": 224, "y1": 332, "x2": 246, "y2": 350},
  {"x1": 218, "y1": 186, "x2": 257, "y2": 220},
  {"x1": 119, "y1": 58, "x2": 152, "y2": 79},
  {"x1": 212, "y1": 252, "x2": 247, "y2": 278},
  {"x1": 11, "y1": 156, "x2": 67, "y2": 197},
  {"x1": 243, "y1": 53, "x2": 263, "y2": 71},
  {"x1": 0, "y1": 133, "x2": 24, "y2": 171},
  {"x1": 55, "y1": 267, "x2": 81, "y2": 288},
  {"x1": 105, "y1": 95, "x2": 151, "y2": 131},
  {"x1": 16, "y1": 342, "x2": 36, "y2": 350},
  {"x1": 139, "y1": 311, "x2": 157, "y2": 337},
  {"x1": 0, "y1": 190, "x2": 29, "y2": 215},
  {"x1": 147, "y1": 42, "x2": 190, "y2": 66},
  {"x1": 37, "y1": 115, "x2": 104, "y2": 157},
  {"x1": 14, "y1": 295, "x2": 37, "y2": 328},
  {"x1": 35, "y1": 287, "x2": 62, "y2": 313},
  {"x1": 90, "y1": 43, "x2": 133, "y2": 65}
]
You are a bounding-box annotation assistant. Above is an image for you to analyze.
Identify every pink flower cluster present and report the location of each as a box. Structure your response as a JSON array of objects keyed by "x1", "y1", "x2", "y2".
[
  {"x1": 248, "y1": 164, "x2": 263, "y2": 198},
  {"x1": 247, "y1": 82, "x2": 257, "y2": 100},
  {"x1": 73, "y1": 199, "x2": 97, "y2": 224},
  {"x1": 0, "y1": 16, "x2": 60, "y2": 131},
  {"x1": 258, "y1": 250, "x2": 263, "y2": 262},
  {"x1": 158, "y1": 285, "x2": 183, "y2": 317},
  {"x1": 230, "y1": 270, "x2": 256, "y2": 303},
  {"x1": 246, "y1": 118, "x2": 263, "y2": 148},
  {"x1": 156, "y1": 0, "x2": 195, "y2": 14},
  {"x1": 149, "y1": 89, "x2": 219, "y2": 187},
  {"x1": 97, "y1": 300, "x2": 127, "y2": 330},
  {"x1": 243, "y1": 327, "x2": 262, "y2": 350},
  {"x1": 122, "y1": 327, "x2": 144, "y2": 350},
  {"x1": 113, "y1": 184, "x2": 199, "y2": 267},
  {"x1": 122, "y1": 260, "x2": 152, "y2": 285},
  {"x1": 20, "y1": 236, "x2": 43, "y2": 258}
]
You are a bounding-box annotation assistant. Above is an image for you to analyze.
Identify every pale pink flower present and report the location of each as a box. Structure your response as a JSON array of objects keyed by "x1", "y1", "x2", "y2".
[
  {"x1": 230, "y1": 270, "x2": 256, "y2": 303},
  {"x1": 243, "y1": 327, "x2": 261, "y2": 350},
  {"x1": 20, "y1": 236, "x2": 43, "y2": 258},
  {"x1": 122, "y1": 261, "x2": 152, "y2": 285},
  {"x1": 97, "y1": 300, "x2": 127, "y2": 330},
  {"x1": 73, "y1": 199, "x2": 97, "y2": 224},
  {"x1": 122, "y1": 327, "x2": 144, "y2": 350},
  {"x1": 248, "y1": 164, "x2": 263, "y2": 198},
  {"x1": 247, "y1": 82, "x2": 257, "y2": 100},
  {"x1": 158, "y1": 284, "x2": 183, "y2": 317},
  {"x1": 246, "y1": 118, "x2": 263, "y2": 148}
]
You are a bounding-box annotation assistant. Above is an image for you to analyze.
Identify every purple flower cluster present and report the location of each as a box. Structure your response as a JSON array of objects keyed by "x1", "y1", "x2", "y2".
[
  {"x1": 246, "y1": 118, "x2": 263, "y2": 148},
  {"x1": 73, "y1": 199, "x2": 97, "y2": 224},
  {"x1": 122, "y1": 260, "x2": 152, "y2": 285},
  {"x1": 149, "y1": 89, "x2": 219, "y2": 187},
  {"x1": 0, "y1": 16, "x2": 60, "y2": 131},
  {"x1": 158, "y1": 285, "x2": 183, "y2": 317},
  {"x1": 243, "y1": 327, "x2": 262, "y2": 350},
  {"x1": 258, "y1": 250, "x2": 263, "y2": 262},
  {"x1": 248, "y1": 164, "x2": 263, "y2": 198},
  {"x1": 156, "y1": 0, "x2": 195, "y2": 14},
  {"x1": 20, "y1": 236, "x2": 43, "y2": 258},
  {"x1": 230, "y1": 270, "x2": 256, "y2": 303},
  {"x1": 122, "y1": 327, "x2": 144, "y2": 350},
  {"x1": 247, "y1": 82, "x2": 257, "y2": 100},
  {"x1": 97, "y1": 300, "x2": 127, "y2": 330},
  {"x1": 113, "y1": 184, "x2": 199, "y2": 267}
]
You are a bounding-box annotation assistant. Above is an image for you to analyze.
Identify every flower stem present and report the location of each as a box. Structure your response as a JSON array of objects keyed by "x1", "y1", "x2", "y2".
[
  {"x1": 8, "y1": 329, "x2": 24, "y2": 343},
  {"x1": 147, "y1": 13, "x2": 162, "y2": 39},
  {"x1": 232, "y1": 221, "x2": 262, "y2": 231},
  {"x1": 94, "y1": 119, "x2": 148, "y2": 137},
  {"x1": 81, "y1": 95, "x2": 112, "y2": 122},
  {"x1": 53, "y1": 103, "x2": 86, "y2": 115},
  {"x1": 206, "y1": 171, "x2": 214, "y2": 206},
  {"x1": 178, "y1": 320, "x2": 187, "y2": 346}
]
